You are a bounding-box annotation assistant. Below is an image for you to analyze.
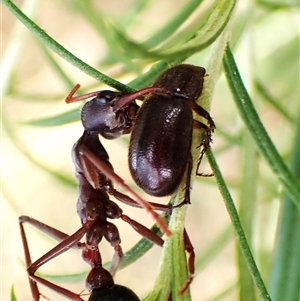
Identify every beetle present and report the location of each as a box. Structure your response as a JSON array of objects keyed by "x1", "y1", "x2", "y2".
[
  {"x1": 128, "y1": 64, "x2": 215, "y2": 199},
  {"x1": 66, "y1": 64, "x2": 215, "y2": 208}
]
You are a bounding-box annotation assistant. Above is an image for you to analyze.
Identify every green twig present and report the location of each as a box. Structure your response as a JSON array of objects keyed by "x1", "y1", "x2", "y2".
[
  {"x1": 223, "y1": 45, "x2": 300, "y2": 207},
  {"x1": 2, "y1": 0, "x2": 133, "y2": 92},
  {"x1": 207, "y1": 149, "x2": 272, "y2": 301}
]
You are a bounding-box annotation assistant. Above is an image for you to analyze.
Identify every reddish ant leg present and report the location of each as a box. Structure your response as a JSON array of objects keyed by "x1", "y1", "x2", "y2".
[
  {"x1": 19, "y1": 216, "x2": 94, "y2": 301},
  {"x1": 78, "y1": 144, "x2": 172, "y2": 237},
  {"x1": 108, "y1": 187, "x2": 187, "y2": 212},
  {"x1": 19, "y1": 213, "x2": 168, "y2": 300},
  {"x1": 178, "y1": 229, "x2": 195, "y2": 295}
]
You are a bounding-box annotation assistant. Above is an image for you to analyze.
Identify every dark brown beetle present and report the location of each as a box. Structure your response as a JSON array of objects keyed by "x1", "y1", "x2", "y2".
[
  {"x1": 129, "y1": 64, "x2": 215, "y2": 198},
  {"x1": 67, "y1": 65, "x2": 215, "y2": 201}
]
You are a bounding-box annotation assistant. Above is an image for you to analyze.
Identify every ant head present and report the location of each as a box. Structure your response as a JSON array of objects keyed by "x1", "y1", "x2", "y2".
[{"x1": 81, "y1": 91, "x2": 121, "y2": 132}]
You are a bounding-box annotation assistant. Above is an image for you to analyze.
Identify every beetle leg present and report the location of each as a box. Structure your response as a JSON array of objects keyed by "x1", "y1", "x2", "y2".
[
  {"x1": 191, "y1": 102, "x2": 216, "y2": 131},
  {"x1": 180, "y1": 154, "x2": 193, "y2": 205},
  {"x1": 193, "y1": 120, "x2": 214, "y2": 176}
]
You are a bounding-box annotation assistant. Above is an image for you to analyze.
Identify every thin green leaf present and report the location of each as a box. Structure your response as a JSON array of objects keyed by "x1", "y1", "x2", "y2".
[
  {"x1": 156, "y1": 0, "x2": 236, "y2": 55},
  {"x1": 269, "y1": 117, "x2": 300, "y2": 301},
  {"x1": 2, "y1": 0, "x2": 134, "y2": 93},
  {"x1": 36, "y1": 271, "x2": 87, "y2": 283},
  {"x1": 223, "y1": 45, "x2": 300, "y2": 207},
  {"x1": 128, "y1": 60, "x2": 183, "y2": 89},
  {"x1": 72, "y1": 0, "x2": 141, "y2": 73},
  {"x1": 142, "y1": 0, "x2": 204, "y2": 48},
  {"x1": 10, "y1": 286, "x2": 17, "y2": 301},
  {"x1": 120, "y1": 0, "x2": 153, "y2": 27},
  {"x1": 257, "y1": 0, "x2": 298, "y2": 10},
  {"x1": 37, "y1": 40, "x2": 75, "y2": 90},
  {"x1": 2, "y1": 113, "x2": 76, "y2": 188},
  {"x1": 207, "y1": 149, "x2": 272, "y2": 301},
  {"x1": 238, "y1": 132, "x2": 259, "y2": 301},
  {"x1": 111, "y1": 0, "x2": 236, "y2": 59},
  {"x1": 24, "y1": 109, "x2": 80, "y2": 127},
  {"x1": 144, "y1": 192, "x2": 190, "y2": 301}
]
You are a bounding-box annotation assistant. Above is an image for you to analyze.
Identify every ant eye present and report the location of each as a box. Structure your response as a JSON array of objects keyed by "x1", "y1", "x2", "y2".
[{"x1": 96, "y1": 91, "x2": 119, "y2": 104}]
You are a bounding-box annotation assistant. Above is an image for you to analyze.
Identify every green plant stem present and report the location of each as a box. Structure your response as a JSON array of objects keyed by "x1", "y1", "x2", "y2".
[
  {"x1": 113, "y1": 0, "x2": 236, "y2": 59},
  {"x1": 269, "y1": 117, "x2": 300, "y2": 301},
  {"x1": 142, "y1": 0, "x2": 204, "y2": 48},
  {"x1": 223, "y1": 45, "x2": 300, "y2": 207},
  {"x1": 2, "y1": 0, "x2": 133, "y2": 93},
  {"x1": 238, "y1": 132, "x2": 258, "y2": 301},
  {"x1": 207, "y1": 148, "x2": 272, "y2": 301}
]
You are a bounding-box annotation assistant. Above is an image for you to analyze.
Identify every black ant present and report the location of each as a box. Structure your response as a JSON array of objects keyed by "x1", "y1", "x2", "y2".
[
  {"x1": 63, "y1": 64, "x2": 215, "y2": 296},
  {"x1": 18, "y1": 133, "x2": 129, "y2": 299},
  {"x1": 19, "y1": 64, "x2": 214, "y2": 300},
  {"x1": 19, "y1": 127, "x2": 179, "y2": 300}
]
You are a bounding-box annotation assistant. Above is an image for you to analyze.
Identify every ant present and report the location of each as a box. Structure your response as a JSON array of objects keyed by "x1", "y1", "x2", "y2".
[
  {"x1": 63, "y1": 64, "x2": 215, "y2": 296},
  {"x1": 65, "y1": 84, "x2": 186, "y2": 236},
  {"x1": 19, "y1": 130, "x2": 172, "y2": 300},
  {"x1": 19, "y1": 64, "x2": 215, "y2": 300}
]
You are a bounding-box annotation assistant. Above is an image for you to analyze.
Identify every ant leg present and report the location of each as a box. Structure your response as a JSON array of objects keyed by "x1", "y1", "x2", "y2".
[
  {"x1": 121, "y1": 215, "x2": 195, "y2": 296},
  {"x1": 108, "y1": 187, "x2": 187, "y2": 212},
  {"x1": 78, "y1": 144, "x2": 172, "y2": 236},
  {"x1": 19, "y1": 216, "x2": 41, "y2": 301},
  {"x1": 110, "y1": 244, "x2": 123, "y2": 276},
  {"x1": 103, "y1": 222, "x2": 123, "y2": 276},
  {"x1": 26, "y1": 275, "x2": 85, "y2": 301},
  {"x1": 104, "y1": 214, "x2": 165, "y2": 275},
  {"x1": 121, "y1": 214, "x2": 164, "y2": 247},
  {"x1": 179, "y1": 229, "x2": 195, "y2": 295},
  {"x1": 112, "y1": 87, "x2": 174, "y2": 111},
  {"x1": 120, "y1": 215, "x2": 195, "y2": 296},
  {"x1": 19, "y1": 216, "x2": 94, "y2": 301},
  {"x1": 20, "y1": 216, "x2": 76, "y2": 244}
]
